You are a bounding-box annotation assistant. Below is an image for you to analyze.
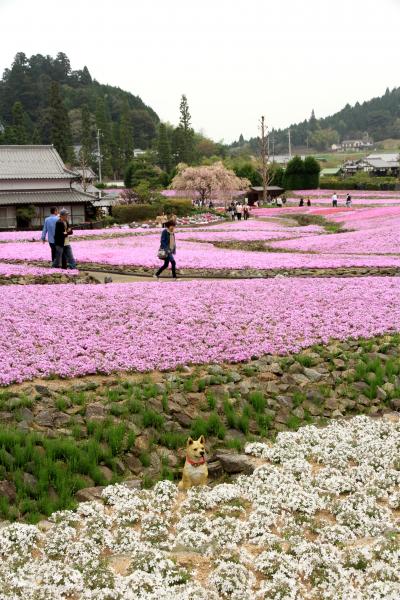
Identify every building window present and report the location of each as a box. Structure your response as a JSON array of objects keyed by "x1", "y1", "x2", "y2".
[{"x1": 0, "y1": 206, "x2": 17, "y2": 229}]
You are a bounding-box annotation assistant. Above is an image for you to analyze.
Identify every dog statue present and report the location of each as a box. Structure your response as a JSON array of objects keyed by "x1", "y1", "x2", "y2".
[{"x1": 178, "y1": 435, "x2": 208, "y2": 490}]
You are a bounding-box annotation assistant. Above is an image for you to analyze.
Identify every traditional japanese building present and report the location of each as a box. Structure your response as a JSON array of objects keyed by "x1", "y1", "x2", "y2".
[{"x1": 0, "y1": 145, "x2": 96, "y2": 229}]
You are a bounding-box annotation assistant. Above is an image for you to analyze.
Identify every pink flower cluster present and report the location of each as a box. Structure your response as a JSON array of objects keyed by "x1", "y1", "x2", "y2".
[
  {"x1": 0, "y1": 263, "x2": 78, "y2": 277},
  {"x1": 2, "y1": 277, "x2": 400, "y2": 385}
]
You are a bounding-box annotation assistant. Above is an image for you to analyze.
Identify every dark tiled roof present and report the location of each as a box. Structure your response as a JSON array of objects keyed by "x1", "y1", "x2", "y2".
[
  {"x1": 0, "y1": 190, "x2": 95, "y2": 206},
  {"x1": 0, "y1": 145, "x2": 78, "y2": 180}
]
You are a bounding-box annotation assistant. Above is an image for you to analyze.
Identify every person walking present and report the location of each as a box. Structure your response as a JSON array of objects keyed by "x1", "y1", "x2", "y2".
[
  {"x1": 299, "y1": 198, "x2": 304, "y2": 207},
  {"x1": 346, "y1": 193, "x2": 352, "y2": 207},
  {"x1": 52, "y1": 209, "x2": 76, "y2": 269},
  {"x1": 236, "y1": 203, "x2": 243, "y2": 220},
  {"x1": 41, "y1": 206, "x2": 59, "y2": 262},
  {"x1": 307, "y1": 198, "x2": 311, "y2": 207},
  {"x1": 243, "y1": 204, "x2": 250, "y2": 220},
  {"x1": 332, "y1": 193, "x2": 338, "y2": 207},
  {"x1": 154, "y1": 220, "x2": 177, "y2": 279}
]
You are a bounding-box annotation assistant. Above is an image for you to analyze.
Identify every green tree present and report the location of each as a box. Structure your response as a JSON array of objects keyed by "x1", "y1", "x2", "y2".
[
  {"x1": 233, "y1": 163, "x2": 262, "y2": 186},
  {"x1": 283, "y1": 155, "x2": 305, "y2": 190},
  {"x1": 124, "y1": 157, "x2": 162, "y2": 188},
  {"x1": 303, "y1": 156, "x2": 320, "y2": 189},
  {"x1": 11, "y1": 101, "x2": 28, "y2": 144},
  {"x1": 49, "y1": 81, "x2": 72, "y2": 162},
  {"x1": 81, "y1": 105, "x2": 93, "y2": 163},
  {"x1": 111, "y1": 121, "x2": 122, "y2": 178},
  {"x1": 157, "y1": 123, "x2": 172, "y2": 172},
  {"x1": 95, "y1": 97, "x2": 112, "y2": 177},
  {"x1": 175, "y1": 94, "x2": 195, "y2": 163},
  {"x1": 120, "y1": 100, "x2": 134, "y2": 165},
  {"x1": 31, "y1": 127, "x2": 41, "y2": 144}
]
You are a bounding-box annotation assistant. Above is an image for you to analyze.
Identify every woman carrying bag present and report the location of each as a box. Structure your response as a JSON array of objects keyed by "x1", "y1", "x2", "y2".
[{"x1": 154, "y1": 221, "x2": 177, "y2": 279}]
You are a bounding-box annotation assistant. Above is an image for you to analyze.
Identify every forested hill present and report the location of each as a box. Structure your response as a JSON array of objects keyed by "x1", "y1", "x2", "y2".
[
  {"x1": 0, "y1": 52, "x2": 159, "y2": 175},
  {"x1": 232, "y1": 86, "x2": 400, "y2": 153}
]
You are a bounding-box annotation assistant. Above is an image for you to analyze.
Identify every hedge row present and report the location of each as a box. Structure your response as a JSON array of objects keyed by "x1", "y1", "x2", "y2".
[
  {"x1": 112, "y1": 199, "x2": 194, "y2": 223},
  {"x1": 320, "y1": 177, "x2": 398, "y2": 191}
]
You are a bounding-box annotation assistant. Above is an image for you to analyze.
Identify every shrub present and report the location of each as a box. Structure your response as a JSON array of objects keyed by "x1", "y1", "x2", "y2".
[
  {"x1": 248, "y1": 391, "x2": 266, "y2": 413},
  {"x1": 112, "y1": 198, "x2": 194, "y2": 223},
  {"x1": 112, "y1": 204, "x2": 160, "y2": 223},
  {"x1": 142, "y1": 409, "x2": 164, "y2": 429}
]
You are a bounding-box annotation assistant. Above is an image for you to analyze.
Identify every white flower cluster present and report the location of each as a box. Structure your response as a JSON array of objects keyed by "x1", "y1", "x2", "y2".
[{"x1": 0, "y1": 416, "x2": 399, "y2": 598}]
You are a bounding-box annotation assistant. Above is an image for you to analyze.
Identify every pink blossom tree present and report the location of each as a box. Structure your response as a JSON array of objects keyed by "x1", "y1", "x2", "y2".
[{"x1": 171, "y1": 162, "x2": 250, "y2": 206}]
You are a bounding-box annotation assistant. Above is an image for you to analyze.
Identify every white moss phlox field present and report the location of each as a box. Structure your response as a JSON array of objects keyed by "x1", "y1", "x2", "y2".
[{"x1": 1, "y1": 416, "x2": 399, "y2": 599}]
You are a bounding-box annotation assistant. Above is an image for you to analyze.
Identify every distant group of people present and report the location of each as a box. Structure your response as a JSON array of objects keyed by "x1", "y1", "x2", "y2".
[
  {"x1": 193, "y1": 198, "x2": 214, "y2": 209},
  {"x1": 299, "y1": 197, "x2": 312, "y2": 207},
  {"x1": 331, "y1": 193, "x2": 352, "y2": 208},
  {"x1": 227, "y1": 201, "x2": 250, "y2": 220},
  {"x1": 41, "y1": 207, "x2": 76, "y2": 269}
]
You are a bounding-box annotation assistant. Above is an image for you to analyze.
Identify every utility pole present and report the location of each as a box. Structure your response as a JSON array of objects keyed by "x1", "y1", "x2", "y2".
[
  {"x1": 96, "y1": 128, "x2": 102, "y2": 184},
  {"x1": 272, "y1": 129, "x2": 275, "y2": 162},
  {"x1": 259, "y1": 116, "x2": 269, "y2": 205}
]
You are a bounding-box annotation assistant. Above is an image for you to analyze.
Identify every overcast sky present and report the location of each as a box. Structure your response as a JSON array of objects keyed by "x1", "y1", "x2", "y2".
[{"x1": 0, "y1": 0, "x2": 399, "y2": 142}]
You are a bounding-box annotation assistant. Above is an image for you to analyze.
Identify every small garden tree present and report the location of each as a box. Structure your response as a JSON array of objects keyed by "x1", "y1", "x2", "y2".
[{"x1": 171, "y1": 162, "x2": 250, "y2": 205}]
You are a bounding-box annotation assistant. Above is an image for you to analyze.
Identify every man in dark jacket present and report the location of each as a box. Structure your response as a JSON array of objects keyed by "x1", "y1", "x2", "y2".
[
  {"x1": 154, "y1": 221, "x2": 177, "y2": 279},
  {"x1": 52, "y1": 209, "x2": 76, "y2": 269}
]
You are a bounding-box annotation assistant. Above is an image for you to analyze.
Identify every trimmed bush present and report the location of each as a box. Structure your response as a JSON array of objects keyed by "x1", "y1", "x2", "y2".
[{"x1": 112, "y1": 199, "x2": 195, "y2": 223}]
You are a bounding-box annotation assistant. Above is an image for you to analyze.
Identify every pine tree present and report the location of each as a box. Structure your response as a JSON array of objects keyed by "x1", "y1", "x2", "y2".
[
  {"x1": 120, "y1": 100, "x2": 133, "y2": 165},
  {"x1": 12, "y1": 101, "x2": 28, "y2": 144},
  {"x1": 157, "y1": 123, "x2": 172, "y2": 172},
  {"x1": 49, "y1": 81, "x2": 72, "y2": 162}
]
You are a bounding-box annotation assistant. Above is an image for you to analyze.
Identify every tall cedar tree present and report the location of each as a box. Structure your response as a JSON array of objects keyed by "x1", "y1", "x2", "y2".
[
  {"x1": 12, "y1": 101, "x2": 28, "y2": 144},
  {"x1": 176, "y1": 94, "x2": 194, "y2": 163},
  {"x1": 81, "y1": 105, "x2": 93, "y2": 163},
  {"x1": 95, "y1": 97, "x2": 112, "y2": 177},
  {"x1": 157, "y1": 123, "x2": 172, "y2": 172},
  {"x1": 120, "y1": 100, "x2": 134, "y2": 164},
  {"x1": 49, "y1": 81, "x2": 72, "y2": 162}
]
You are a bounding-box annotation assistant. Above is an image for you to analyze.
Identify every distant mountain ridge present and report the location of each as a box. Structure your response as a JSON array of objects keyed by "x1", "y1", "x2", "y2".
[
  {"x1": 0, "y1": 52, "x2": 159, "y2": 156},
  {"x1": 232, "y1": 87, "x2": 400, "y2": 154}
]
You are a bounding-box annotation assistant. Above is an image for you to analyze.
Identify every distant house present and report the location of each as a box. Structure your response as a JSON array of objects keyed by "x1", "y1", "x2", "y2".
[
  {"x1": 72, "y1": 166, "x2": 98, "y2": 182},
  {"x1": 0, "y1": 145, "x2": 97, "y2": 229},
  {"x1": 342, "y1": 153, "x2": 399, "y2": 177},
  {"x1": 320, "y1": 167, "x2": 342, "y2": 177},
  {"x1": 341, "y1": 139, "x2": 373, "y2": 151},
  {"x1": 134, "y1": 148, "x2": 146, "y2": 158},
  {"x1": 247, "y1": 186, "x2": 284, "y2": 204}
]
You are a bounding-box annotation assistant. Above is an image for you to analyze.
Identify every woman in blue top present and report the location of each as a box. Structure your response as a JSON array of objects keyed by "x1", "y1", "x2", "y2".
[{"x1": 154, "y1": 221, "x2": 177, "y2": 279}]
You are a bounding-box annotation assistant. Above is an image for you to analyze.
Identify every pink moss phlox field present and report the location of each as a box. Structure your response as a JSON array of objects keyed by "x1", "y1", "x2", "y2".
[
  {"x1": 270, "y1": 207, "x2": 400, "y2": 254},
  {"x1": 2, "y1": 235, "x2": 400, "y2": 269},
  {"x1": 0, "y1": 263, "x2": 78, "y2": 277},
  {"x1": 0, "y1": 227, "x2": 159, "y2": 243},
  {"x1": 2, "y1": 278, "x2": 400, "y2": 385}
]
